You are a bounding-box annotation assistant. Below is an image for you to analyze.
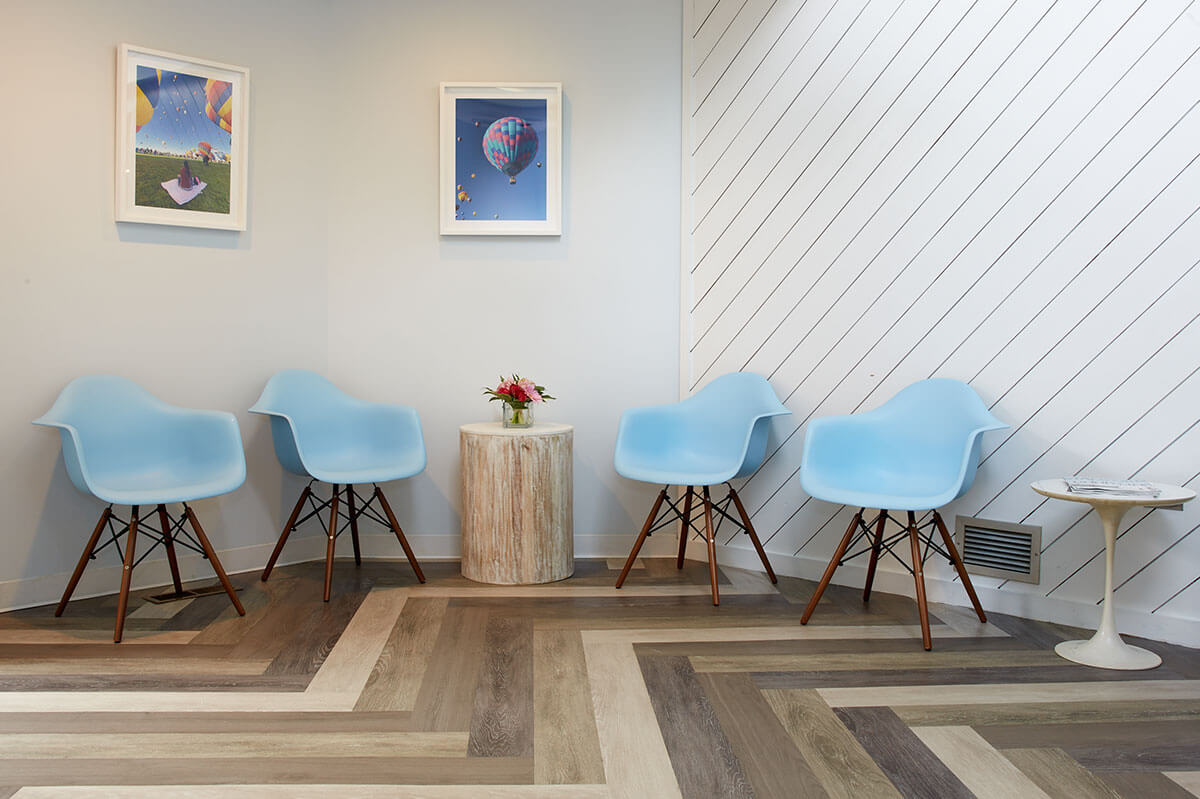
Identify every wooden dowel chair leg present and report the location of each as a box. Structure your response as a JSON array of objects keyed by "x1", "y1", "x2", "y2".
[
  {"x1": 184, "y1": 505, "x2": 245, "y2": 616},
  {"x1": 347, "y1": 485, "x2": 362, "y2": 567},
  {"x1": 908, "y1": 511, "x2": 932, "y2": 651},
  {"x1": 703, "y1": 486, "x2": 720, "y2": 606},
  {"x1": 616, "y1": 488, "x2": 667, "y2": 589},
  {"x1": 158, "y1": 504, "x2": 184, "y2": 595},
  {"x1": 933, "y1": 510, "x2": 987, "y2": 622},
  {"x1": 113, "y1": 505, "x2": 140, "y2": 644},
  {"x1": 862, "y1": 511, "x2": 887, "y2": 602},
  {"x1": 801, "y1": 510, "x2": 862, "y2": 625},
  {"x1": 729, "y1": 487, "x2": 777, "y2": 584},
  {"x1": 376, "y1": 486, "x2": 426, "y2": 584},
  {"x1": 676, "y1": 486, "x2": 694, "y2": 569},
  {"x1": 56, "y1": 505, "x2": 111, "y2": 617},
  {"x1": 262, "y1": 485, "x2": 311, "y2": 582},
  {"x1": 324, "y1": 485, "x2": 340, "y2": 602}
]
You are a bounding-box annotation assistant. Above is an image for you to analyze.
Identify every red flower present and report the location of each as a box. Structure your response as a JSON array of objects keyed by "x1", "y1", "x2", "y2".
[{"x1": 511, "y1": 385, "x2": 528, "y2": 402}]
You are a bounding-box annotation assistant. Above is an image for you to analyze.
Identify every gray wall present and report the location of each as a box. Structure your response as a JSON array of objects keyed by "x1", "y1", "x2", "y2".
[{"x1": 0, "y1": 0, "x2": 682, "y2": 607}]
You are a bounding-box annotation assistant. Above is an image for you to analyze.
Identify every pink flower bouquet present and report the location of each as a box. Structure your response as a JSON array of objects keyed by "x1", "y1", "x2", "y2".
[{"x1": 484, "y1": 375, "x2": 554, "y2": 428}]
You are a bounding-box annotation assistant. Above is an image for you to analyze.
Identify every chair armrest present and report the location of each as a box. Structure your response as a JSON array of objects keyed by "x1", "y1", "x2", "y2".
[
  {"x1": 163, "y1": 407, "x2": 246, "y2": 475},
  {"x1": 802, "y1": 414, "x2": 879, "y2": 474},
  {"x1": 615, "y1": 404, "x2": 685, "y2": 455}
]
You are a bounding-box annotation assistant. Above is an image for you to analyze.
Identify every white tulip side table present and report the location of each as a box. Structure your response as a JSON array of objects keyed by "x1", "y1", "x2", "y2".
[
  {"x1": 460, "y1": 422, "x2": 574, "y2": 585},
  {"x1": 1031, "y1": 478, "x2": 1195, "y2": 670}
]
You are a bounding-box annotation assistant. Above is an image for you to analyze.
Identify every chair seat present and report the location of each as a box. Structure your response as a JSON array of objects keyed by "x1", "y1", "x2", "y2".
[
  {"x1": 301, "y1": 449, "x2": 426, "y2": 485},
  {"x1": 615, "y1": 449, "x2": 741, "y2": 487},
  {"x1": 85, "y1": 462, "x2": 246, "y2": 506},
  {"x1": 613, "y1": 373, "x2": 792, "y2": 488},
  {"x1": 800, "y1": 471, "x2": 965, "y2": 512}
]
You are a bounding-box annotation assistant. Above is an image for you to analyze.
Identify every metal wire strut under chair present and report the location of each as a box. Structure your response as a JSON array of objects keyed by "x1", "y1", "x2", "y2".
[
  {"x1": 800, "y1": 507, "x2": 987, "y2": 651},
  {"x1": 260, "y1": 479, "x2": 426, "y2": 602},
  {"x1": 645, "y1": 484, "x2": 758, "y2": 546},
  {"x1": 614, "y1": 483, "x2": 777, "y2": 606},
  {"x1": 833, "y1": 510, "x2": 953, "y2": 578},
  {"x1": 80, "y1": 504, "x2": 238, "y2": 604},
  {"x1": 89, "y1": 506, "x2": 206, "y2": 570},
  {"x1": 288, "y1": 481, "x2": 398, "y2": 551}
]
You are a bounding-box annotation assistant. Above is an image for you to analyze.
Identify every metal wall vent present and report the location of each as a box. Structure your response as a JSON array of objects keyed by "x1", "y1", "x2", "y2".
[{"x1": 954, "y1": 516, "x2": 1041, "y2": 584}]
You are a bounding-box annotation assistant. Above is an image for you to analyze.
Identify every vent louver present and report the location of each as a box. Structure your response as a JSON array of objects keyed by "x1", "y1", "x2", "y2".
[{"x1": 954, "y1": 516, "x2": 1040, "y2": 584}]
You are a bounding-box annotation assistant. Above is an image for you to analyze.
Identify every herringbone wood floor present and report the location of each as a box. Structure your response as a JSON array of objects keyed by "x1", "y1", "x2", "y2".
[{"x1": 0, "y1": 557, "x2": 1197, "y2": 798}]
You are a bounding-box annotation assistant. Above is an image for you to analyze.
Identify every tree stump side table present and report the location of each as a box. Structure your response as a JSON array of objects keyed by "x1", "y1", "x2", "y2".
[{"x1": 460, "y1": 422, "x2": 574, "y2": 584}]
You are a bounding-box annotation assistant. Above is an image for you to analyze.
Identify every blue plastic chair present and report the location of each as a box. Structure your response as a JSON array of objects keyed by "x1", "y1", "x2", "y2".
[
  {"x1": 33, "y1": 376, "x2": 246, "y2": 642},
  {"x1": 250, "y1": 370, "x2": 426, "y2": 600},
  {"x1": 612, "y1": 372, "x2": 791, "y2": 604},
  {"x1": 798, "y1": 378, "x2": 1007, "y2": 649}
]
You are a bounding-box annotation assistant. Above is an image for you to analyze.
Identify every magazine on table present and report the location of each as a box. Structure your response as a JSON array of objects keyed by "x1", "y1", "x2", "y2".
[{"x1": 1063, "y1": 477, "x2": 1161, "y2": 498}]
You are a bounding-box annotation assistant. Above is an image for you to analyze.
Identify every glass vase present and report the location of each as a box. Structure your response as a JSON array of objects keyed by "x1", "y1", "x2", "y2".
[{"x1": 503, "y1": 403, "x2": 533, "y2": 428}]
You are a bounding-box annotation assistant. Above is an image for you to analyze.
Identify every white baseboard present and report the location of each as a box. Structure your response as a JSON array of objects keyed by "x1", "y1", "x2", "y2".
[{"x1": 712, "y1": 543, "x2": 1200, "y2": 649}]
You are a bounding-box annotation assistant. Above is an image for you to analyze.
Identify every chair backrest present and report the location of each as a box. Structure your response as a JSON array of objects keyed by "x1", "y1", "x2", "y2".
[
  {"x1": 804, "y1": 378, "x2": 1006, "y2": 505},
  {"x1": 33, "y1": 376, "x2": 189, "y2": 496},
  {"x1": 678, "y1": 372, "x2": 791, "y2": 477},
  {"x1": 249, "y1": 370, "x2": 363, "y2": 476}
]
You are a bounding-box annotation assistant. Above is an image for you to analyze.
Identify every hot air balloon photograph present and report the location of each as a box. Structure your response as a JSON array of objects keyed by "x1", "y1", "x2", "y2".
[
  {"x1": 116, "y1": 45, "x2": 249, "y2": 230},
  {"x1": 439, "y1": 82, "x2": 562, "y2": 236}
]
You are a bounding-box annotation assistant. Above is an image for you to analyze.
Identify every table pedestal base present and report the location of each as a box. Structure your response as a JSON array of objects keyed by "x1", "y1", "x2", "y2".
[{"x1": 1055, "y1": 634, "x2": 1161, "y2": 671}]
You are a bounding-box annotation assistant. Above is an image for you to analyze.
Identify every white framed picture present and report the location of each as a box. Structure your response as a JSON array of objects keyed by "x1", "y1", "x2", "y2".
[
  {"x1": 439, "y1": 82, "x2": 562, "y2": 236},
  {"x1": 115, "y1": 44, "x2": 249, "y2": 230}
]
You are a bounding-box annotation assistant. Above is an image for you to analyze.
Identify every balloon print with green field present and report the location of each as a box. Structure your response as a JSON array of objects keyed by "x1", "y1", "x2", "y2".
[{"x1": 132, "y1": 65, "x2": 233, "y2": 214}]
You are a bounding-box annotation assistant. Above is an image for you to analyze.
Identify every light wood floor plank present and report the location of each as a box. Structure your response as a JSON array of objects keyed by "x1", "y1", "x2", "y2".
[
  {"x1": 532, "y1": 629, "x2": 605, "y2": 785},
  {"x1": 927, "y1": 601, "x2": 1010, "y2": 637},
  {"x1": 305, "y1": 588, "x2": 408, "y2": 704},
  {"x1": 354, "y1": 597, "x2": 448, "y2": 712},
  {"x1": 0, "y1": 657, "x2": 269, "y2": 676},
  {"x1": 0, "y1": 731, "x2": 468, "y2": 759},
  {"x1": 13, "y1": 785, "x2": 611, "y2": 798},
  {"x1": 1165, "y1": 772, "x2": 1200, "y2": 796},
  {"x1": 0, "y1": 756, "x2": 533, "y2": 786},
  {"x1": 1002, "y1": 748, "x2": 1123, "y2": 799},
  {"x1": 126, "y1": 599, "x2": 194, "y2": 620},
  {"x1": 761, "y1": 689, "x2": 900, "y2": 799},
  {"x1": 582, "y1": 632, "x2": 681, "y2": 799},
  {"x1": 0, "y1": 711, "x2": 414, "y2": 734},
  {"x1": 913, "y1": 726, "x2": 1051, "y2": 799}
]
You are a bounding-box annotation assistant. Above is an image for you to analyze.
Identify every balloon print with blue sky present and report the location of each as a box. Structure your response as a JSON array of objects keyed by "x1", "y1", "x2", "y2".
[
  {"x1": 454, "y1": 98, "x2": 546, "y2": 221},
  {"x1": 132, "y1": 64, "x2": 233, "y2": 214}
]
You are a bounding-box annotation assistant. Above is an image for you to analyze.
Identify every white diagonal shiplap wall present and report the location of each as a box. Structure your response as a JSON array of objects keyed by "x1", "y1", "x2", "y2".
[{"x1": 683, "y1": 0, "x2": 1200, "y2": 644}]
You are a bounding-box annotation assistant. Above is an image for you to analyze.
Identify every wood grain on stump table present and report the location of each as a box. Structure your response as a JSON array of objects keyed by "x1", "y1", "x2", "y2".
[{"x1": 460, "y1": 422, "x2": 574, "y2": 585}]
